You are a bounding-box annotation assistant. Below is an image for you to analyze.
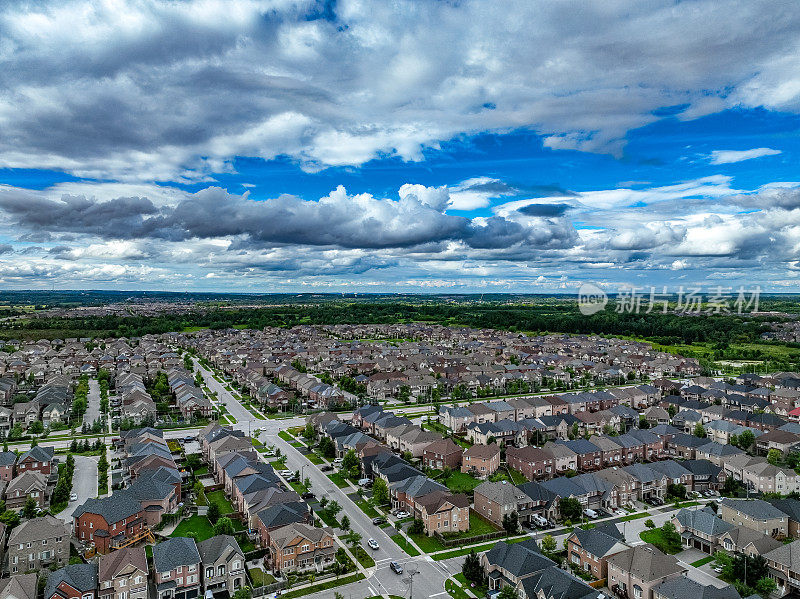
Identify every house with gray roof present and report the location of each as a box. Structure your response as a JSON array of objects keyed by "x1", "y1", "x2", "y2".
[
  {"x1": 764, "y1": 539, "x2": 800, "y2": 596},
  {"x1": 607, "y1": 544, "x2": 686, "y2": 599},
  {"x1": 197, "y1": 535, "x2": 246, "y2": 596},
  {"x1": 152, "y1": 537, "x2": 201, "y2": 599},
  {"x1": 719, "y1": 498, "x2": 789, "y2": 538},
  {"x1": 567, "y1": 524, "x2": 629, "y2": 579},
  {"x1": 671, "y1": 506, "x2": 733, "y2": 553},
  {"x1": 474, "y1": 480, "x2": 534, "y2": 527},
  {"x1": 654, "y1": 576, "x2": 741, "y2": 599},
  {"x1": 44, "y1": 563, "x2": 98, "y2": 599}
]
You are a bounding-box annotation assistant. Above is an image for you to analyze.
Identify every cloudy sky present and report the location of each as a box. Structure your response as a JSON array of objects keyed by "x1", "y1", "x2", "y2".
[{"x1": 0, "y1": 0, "x2": 799, "y2": 293}]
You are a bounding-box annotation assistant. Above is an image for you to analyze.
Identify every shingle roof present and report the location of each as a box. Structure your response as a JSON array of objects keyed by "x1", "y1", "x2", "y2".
[
  {"x1": 654, "y1": 576, "x2": 741, "y2": 599},
  {"x1": 197, "y1": 534, "x2": 243, "y2": 564},
  {"x1": 607, "y1": 544, "x2": 685, "y2": 582},
  {"x1": 720, "y1": 498, "x2": 788, "y2": 521},
  {"x1": 72, "y1": 490, "x2": 143, "y2": 524},
  {"x1": 675, "y1": 506, "x2": 733, "y2": 536},
  {"x1": 153, "y1": 537, "x2": 201, "y2": 572},
  {"x1": 45, "y1": 563, "x2": 98, "y2": 599}
]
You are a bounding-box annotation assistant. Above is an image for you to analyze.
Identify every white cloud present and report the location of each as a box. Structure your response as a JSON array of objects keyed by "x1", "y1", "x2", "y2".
[{"x1": 709, "y1": 147, "x2": 782, "y2": 164}]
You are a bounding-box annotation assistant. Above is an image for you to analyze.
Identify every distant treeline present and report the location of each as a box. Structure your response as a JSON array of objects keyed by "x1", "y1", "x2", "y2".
[{"x1": 0, "y1": 302, "x2": 774, "y2": 345}]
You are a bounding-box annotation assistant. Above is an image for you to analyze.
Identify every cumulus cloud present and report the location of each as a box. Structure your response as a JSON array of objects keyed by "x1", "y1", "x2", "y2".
[
  {"x1": 0, "y1": 0, "x2": 799, "y2": 180},
  {"x1": 709, "y1": 147, "x2": 782, "y2": 164}
]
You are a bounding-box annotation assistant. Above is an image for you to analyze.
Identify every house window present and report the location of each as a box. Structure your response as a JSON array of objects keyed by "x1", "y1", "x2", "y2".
[
  {"x1": 217, "y1": 566, "x2": 226, "y2": 577},
  {"x1": 633, "y1": 585, "x2": 643, "y2": 599},
  {"x1": 206, "y1": 567, "x2": 213, "y2": 578}
]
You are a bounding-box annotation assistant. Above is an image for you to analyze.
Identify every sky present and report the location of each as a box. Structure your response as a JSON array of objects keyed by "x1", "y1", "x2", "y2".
[{"x1": 0, "y1": 0, "x2": 800, "y2": 293}]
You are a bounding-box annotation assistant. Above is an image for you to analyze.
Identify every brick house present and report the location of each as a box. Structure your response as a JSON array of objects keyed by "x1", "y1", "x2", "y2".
[
  {"x1": 44, "y1": 563, "x2": 98, "y2": 599},
  {"x1": 255, "y1": 502, "x2": 313, "y2": 549},
  {"x1": 414, "y1": 489, "x2": 470, "y2": 536},
  {"x1": 607, "y1": 544, "x2": 685, "y2": 599},
  {"x1": 6, "y1": 471, "x2": 49, "y2": 511},
  {"x1": 474, "y1": 480, "x2": 533, "y2": 528},
  {"x1": 16, "y1": 445, "x2": 55, "y2": 476},
  {"x1": 507, "y1": 446, "x2": 555, "y2": 480},
  {"x1": 268, "y1": 522, "x2": 336, "y2": 574},
  {"x1": 0, "y1": 451, "x2": 17, "y2": 481},
  {"x1": 98, "y1": 547, "x2": 148, "y2": 599},
  {"x1": 461, "y1": 443, "x2": 501, "y2": 478},
  {"x1": 72, "y1": 492, "x2": 146, "y2": 554},
  {"x1": 422, "y1": 438, "x2": 463, "y2": 471},
  {"x1": 567, "y1": 524, "x2": 630, "y2": 580},
  {"x1": 197, "y1": 535, "x2": 246, "y2": 597},
  {"x1": 152, "y1": 537, "x2": 201, "y2": 599}
]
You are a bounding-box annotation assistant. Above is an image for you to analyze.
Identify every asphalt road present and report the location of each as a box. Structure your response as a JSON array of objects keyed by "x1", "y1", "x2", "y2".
[
  {"x1": 56, "y1": 455, "x2": 98, "y2": 523},
  {"x1": 83, "y1": 379, "x2": 102, "y2": 427},
  {"x1": 193, "y1": 359, "x2": 258, "y2": 429}
]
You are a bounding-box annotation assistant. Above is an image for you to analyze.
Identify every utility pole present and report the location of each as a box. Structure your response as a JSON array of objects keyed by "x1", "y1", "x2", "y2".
[{"x1": 408, "y1": 567, "x2": 419, "y2": 599}]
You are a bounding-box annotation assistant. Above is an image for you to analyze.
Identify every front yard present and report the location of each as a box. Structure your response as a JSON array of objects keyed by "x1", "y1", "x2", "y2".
[
  {"x1": 248, "y1": 567, "x2": 276, "y2": 586},
  {"x1": 443, "y1": 471, "x2": 482, "y2": 493},
  {"x1": 327, "y1": 473, "x2": 349, "y2": 488}
]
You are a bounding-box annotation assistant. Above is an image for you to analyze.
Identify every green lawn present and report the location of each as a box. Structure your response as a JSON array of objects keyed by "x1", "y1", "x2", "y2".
[
  {"x1": 691, "y1": 556, "x2": 714, "y2": 567},
  {"x1": 619, "y1": 512, "x2": 650, "y2": 522},
  {"x1": 288, "y1": 480, "x2": 309, "y2": 494},
  {"x1": 409, "y1": 532, "x2": 447, "y2": 553},
  {"x1": 455, "y1": 573, "x2": 488, "y2": 598},
  {"x1": 444, "y1": 471, "x2": 482, "y2": 493},
  {"x1": 171, "y1": 515, "x2": 215, "y2": 541},
  {"x1": 352, "y1": 545, "x2": 376, "y2": 568},
  {"x1": 247, "y1": 567, "x2": 276, "y2": 586},
  {"x1": 239, "y1": 537, "x2": 256, "y2": 552},
  {"x1": 306, "y1": 452, "x2": 323, "y2": 465},
  {"x1": 278, "y1": 430, "x2": 294, "y2": 442},
  {"x1": 327, "y1": 473, "x2": 349, "y2": 488},
  {"x1": 639, "y1": 529, "x2": 682, "y2": 554},
  {"x1": 390, "y1": 534, "x2": 421, "y2": 556},
  {"x1": 355, "y1": 500, "x2": 380, "y2": 519},
  {"x1": 441, "y1": 511, "x2": 500, "y2": 540},
  {"x1": 432, "y1": 535, "x2": 528, "y2": 560},
  {"x1": 317, "y1": 510, "x2": 339, "y2": 528},
  {"x1": 193, "y1": 466, "x2": 209, "y2": 476},
  {"x1": 280, "y1": 574, "x2": 365, "y2": 598},
  {"x1": 206, "y1": 490, "x2": 234, "y2": 514},
  {"x1": 445, "y1": 578, "x2": 471, "y2": 599},
  {"x1": 269, "y1": 459, "x2": 287, "y2": 469}
]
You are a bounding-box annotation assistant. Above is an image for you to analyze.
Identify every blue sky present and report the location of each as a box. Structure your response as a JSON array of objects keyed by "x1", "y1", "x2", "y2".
[{"x1": 0, "y1": 0, "x2": 799, "y2": 293}]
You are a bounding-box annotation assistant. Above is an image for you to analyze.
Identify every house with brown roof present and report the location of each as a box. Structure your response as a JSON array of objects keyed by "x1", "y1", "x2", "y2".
[
  {"x1": 414, "y1": 489, "x2": 470, "y2": 536},
  {"x1": 507, "y1": 446, "x2": 555, "y2": 480},
  {"x1": 422, "y1": 438, "x2": 463, "y2": 471},
  {"x1": 607, "y1": 544, "x2": 686, "y2": 599},
  {"x1": 98, "y1": 547, "x2": 148, "y2": 599},
  {"x1": 268, "y1": 522, "x2": 336, "y2": 574},
  {"x1": 461, "y1": 443, "x2": 501, "y2": 478}
]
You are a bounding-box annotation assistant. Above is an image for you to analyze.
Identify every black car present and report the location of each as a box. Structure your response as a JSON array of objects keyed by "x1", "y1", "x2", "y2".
[
  {"x1": 302, "y1": 492, "x2": 316, "y2": 500},
  {"x1": 372, "y1": 517, "x2": 386, "y2": 525},
  {"x1": 320, "y1": 465, "x2": 333, "y2": 472},
  {"x1": 390, "y1": 561, "x2": 403, "y2": 574}
]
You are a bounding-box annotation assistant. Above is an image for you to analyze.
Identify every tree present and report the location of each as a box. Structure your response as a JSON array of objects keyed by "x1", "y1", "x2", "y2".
[
  {"x1": 345, "y1": 530, "x2": 361, "y2": 548},
  {"x1": 372, "y1": 477, "x2": 389, "y2": 505},
  {"x1": 462, "y1": 550, "x2": 483, "y2": 584},
  {"x1": 737, "y1": 430, "x2": 755, "y2": 450},
  {"x1": 755, "y1": 576, "x2": 777, "y2": 596},
  {"x1": 340, "y1": 515, "x2": 350, "y2": 531},
  {"x1": 213, "y1": 516, "x2": 235, "y2": 536},
  {"x1": 0, "y1": 510, "x2": 19, "y2": 529},
  {"x1": 693, "y1": 422, "x2": 706, "y2": 438},
  {"x1": 645, "y1": 519, "x2": 655, "y2": 529},
  {"x1": 502, "y1": 511, "x2": 519, "y2": 535},
  {"x1": 660, "y1": 521, "x2": 682, "y2": 553},
  {"x1": 498, "y1": 586, "x2": 518, "y2": 599},
  {"x1": 540, "y1": 534, "x2": 556, "y2": 555},
  {"x1": 341, "y1": 449, "x2": 359, "y2": 473},
  {"x1": 232, "y1": 588, "x2": 252, "y2": 599},
  {"x1": 409, "y1": 519, "x2": 424, "y2": 535},
  {"x1": 768, "y1": 448, "x2": 782, "y2": 466},
  {"x1": 22, "y1": 497, "x2": 37, "y2": 519},
  {"x1": 638, "y1": 416, "x2": 650, "y2": 429},
  {"x1": 667, "y1": 483, "x2": 687, "y2": 500},
  {"x1": 327, "y1": 500, "x2": 342, "y2": 519},
  {"x1": 207, "y1": 502, "x2": 221, "y2": 524},
  {"x1": 559, "y1": 497, "x2": 582, "y2": 522},
  {"x1": 28, "y1": 420, "x2": 43, "y2": 434},
  {"x1": 318, "y1": 437, "x2": 335, "y2": 458},
  {"x1": 303, "y1": 423, "x2": 316, "y2": 441}
]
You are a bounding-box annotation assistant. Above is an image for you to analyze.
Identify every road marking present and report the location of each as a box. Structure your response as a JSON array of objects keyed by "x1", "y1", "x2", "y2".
[{"x1": 431, "y1": 593, "x2": 448, "y2": 597}]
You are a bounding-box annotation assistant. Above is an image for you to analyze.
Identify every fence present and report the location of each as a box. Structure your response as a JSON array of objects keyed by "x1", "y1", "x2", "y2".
[{"x1": 433, "y1": 529, "x2": 507, "y2": 547}]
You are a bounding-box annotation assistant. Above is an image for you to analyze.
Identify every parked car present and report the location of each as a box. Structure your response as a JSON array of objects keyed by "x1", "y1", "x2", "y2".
[
  {"x1": 390, "y1": 561, "x2": 403, "y2": 574},
  {"x1": 372, "y1": 517, "x2": 386, "y2": 525},
  {"x1": 395, "y1": 510, "x2": 409, "y2": 519},
  {"x1": 278, "y1": 470, "x2": 292, "y2": 477},
  {"x1": 583, "y1": 509, "x2": 598, "y2": 519},
  {"x1": 531, "y1": 514, "x2": 549, "y2": 528},
  {"x1": 69, "y1": 493, "x2": 78, "y2": 502},
  {"x1": 358, "y1": 478, "x2": 372, "y2": 487},
  {"x1": 301, "y1": 492, "x2": 316, "y2": 500},
  {"x1": 367, "y1": 538, "x2": 379, "y2": 550},
  {"x1": 320, "y1": 465, "x2": 333, "y2": 472}
]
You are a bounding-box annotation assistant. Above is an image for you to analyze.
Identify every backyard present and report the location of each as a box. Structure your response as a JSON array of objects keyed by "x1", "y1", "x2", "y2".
[
  {"x1": 206, "y1": 489, "x2": 235, "y2": 514},
  {"x1": 443, "y1": 471, "x2": 482, "y2": 493},
  {"x1": 171, "y1": 515, "x2": 215, "y2": 541}
]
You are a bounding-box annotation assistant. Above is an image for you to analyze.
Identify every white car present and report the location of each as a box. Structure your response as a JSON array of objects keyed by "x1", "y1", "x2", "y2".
[
  {"x1": 395, "y1": 510, "x2": 409, "y2": 519},
  {"x1": 278, "y1": 470, "x2": 293, "y2": 477},
  {"x1": 367, "y1": 538, "x2": 379, "y2": 550},
  {"x1": 70, "y1": 493, "x2": 78, "y2": 502}
]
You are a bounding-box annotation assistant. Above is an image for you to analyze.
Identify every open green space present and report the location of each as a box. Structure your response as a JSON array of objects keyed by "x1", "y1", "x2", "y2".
[
  {"x1": 443, "y1": 471, "x2": 482, "y2": 493},
  {"x1": 280, "y1": 573, "x2": 365, "y2": 598},
  {"x1": 445, "y1": 578, "x2": 471, "y2": 599},
  {"x1": 327, "y1": 473, "x2": 349, "y2": 488},
  {"x1": 171, "y1": 515, "x2": 215, "y2": 541},
  {"x1": 355, "y1": 499, "x2": 380, "y2": 519},
  {"x1": 432, "y1": 535, "x2": 528, "y2": 560},
  {"x1": 206, "y1": 489, "x2": 235, "y2": 514},
  {"x1": 455, "y1": 573, "x2": 488, "y2": 598},
  {"x1": 691, "y1": 556, "x2": 714, "y2": 567},
  {"x1": 409, "y1": 532, "x2": 447, "y2": 553},
  {"x1": 306, "y1": 452, "x2": 323, "y2": 465},
  {"x1": 247, "y1": 567, "x2": 276, "y2": 586},
  {"x1": 639, "y1": 529, "x2": 681, "y2": 554},
  {"x1": 352, "y1": 545, "x2": 376, "y2": 568},
  {"x1": 441, "y1": 512, "x2": 501, "y2": 540},
  {"x1": 619, "y1": 512, "x2": 650, "y2": 522},
  {"x1": 278, "y1": 431, "x2": 294, "y2": 442},
  {"x1": 390, "y1": 534, "x2": 421, "y2": 556}
]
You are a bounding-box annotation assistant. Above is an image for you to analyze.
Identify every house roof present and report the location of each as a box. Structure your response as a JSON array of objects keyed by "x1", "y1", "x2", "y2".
[
  {"x1": 720, "y1": 498, "x2": 788, "y2": 521},
  {"x1": 607, "y1": 544, "x2": 685, "y2": 582},
  {"x1": 45, "y1": 563, "x2": 98, "y2": 599},
  {"x1": 153, "y1": 537, "x2": 201, "y2": 572},
  {"x1": 674, "y1": 506, "x2": 733, "y2": 536},
  {"x1": 483, "y1": 539, "x2": 554, "y2": 579},
  {"x1": 73, "y1": 490, "x2": 143, "y2": 524},
  {"x1": 654, "y1": 576, "x2": 741, "y2": 599},
  {"x1": 462, "y1": 443, "x2": 500, "y2": 459},
  {"x1": 197, "y1": 534, "x2": 243, "y2": 564},
  {"x1": 0, "y1": 574, "x2": 37, "y2": 599},
  {"x1": 764, "y1": 539, "x2": 800, "y2": 571},
  {"x1": 570, "y1": 526, "x2": 629, "y2": 559},
  {"x1": 98, "y1": 547, "x2": 148, "y2": 582}
]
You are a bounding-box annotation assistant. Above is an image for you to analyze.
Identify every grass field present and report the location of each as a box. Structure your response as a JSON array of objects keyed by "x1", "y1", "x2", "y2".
[
  {"x1": 352, "y1": 545, "x2": 376, "y2": 568},
  {"x1": 691, "y1": 556, "x2": 714, "y2": 567},
  {"x1": 327, "y1": 473, "x2": 349, "y2": 488},
  {"x1": 306, "y1": 452, "x2": 323, "y2": 465},
  {"x1": 440, "y1": 512, "x2": 501, "y2": 540},
  {"x1": 619, "y1": 512, "x2": 650, "y2": 522},
  {"x1": 639, "y1": 529, "x2": 681, "y2": 554},
  {"x1": 355, "y1": 499, "x2": 380, "y2": 519},
  {"x1": 206, "y1": 489, "x2": 235, "y2": 514},
  {"x1": 280, "y1": 573, "x2": 365, "y2": 599},
  {"x1": 278, "y1": 430, "x2": 294, "y2": 442},
  {"x1": 410, "y1": 532, "x2": 447, "y2": 553},
  {"x1": 247, "y1": 567, "x2": 276, "y2": 586},
  {"x1": 390, "y1": 534, "x2": 421, "y2": 556},
  {"x1": 444, "y1": 471, "x2": 482, "y2": 493},
  {"x1": 432, "y1": 535, "x2": 529, "y2": 560},
  {"x1": 171, "y1": 515, "x2": 214, "y2": 541}
]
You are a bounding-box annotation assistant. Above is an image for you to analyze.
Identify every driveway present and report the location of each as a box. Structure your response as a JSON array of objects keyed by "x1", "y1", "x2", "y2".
[{"x1": 56, "y1": 455, "x2": 98, "y2": 522}]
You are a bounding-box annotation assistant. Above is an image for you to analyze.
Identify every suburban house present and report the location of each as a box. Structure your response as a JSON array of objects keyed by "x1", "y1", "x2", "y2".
[
  {"x1": 607, "y1": 544, "x2": 686, "y2": 599},
  {"x1": 44, "y1": 563, "x2": 98, "y2": 599},
  {"x1": 152, "y1": 537, "x2": 202, "y2": 599},
  {"x1": 507, "y1": 446, "x2": 556, "y2": 480},
  {"x1": 414, "y1": 489, "x2": 471, "y2": 536},
  {"x1": 98, "y1": 547, "x2": 149, "y2": 599},
  {"x1": 267, "y1": 522, "x2": 336, "y2": 574},
  {"x1": 421, "y1": 438, "x2": 463, "y2": 471},
  {"x1": 671, "y1": 507, "x2": 733, "y2": 554},
  {"x1": 73, "y1": 492, "x2": 146, "y2": 554},
  {"x1": 718, "y1": 498, "x2": 788, "y2": 539},
  {"x1": 7, "y1": 515, "x2": 71, "y2": 574},
  {"x1": 6, "y1": 471, "x2": 49, "y2": 511},
  {"x1": 567, "y1": 523, "x2": 630, "y2": 580},
  {"x1": 474, "y1": 481, "x2": 533, "y2": 528},
  {"x1": 461, "y1": 443, "x2": 501, "y2": 477},
  {"x1": 197, "y1": 535, "x2": 246, "y2": 597},
  {"x1": 16, "y1": 445, "x2": 56, "y2": 476}
]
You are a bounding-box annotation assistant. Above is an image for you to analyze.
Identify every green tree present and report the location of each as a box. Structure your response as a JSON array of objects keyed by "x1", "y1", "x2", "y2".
[
  {"x1": 502, "y1": 511, "x2": 519, "y2": 535},
  {"x1": 303, "y1": 423, "x2": 316, "y2": 441},
  {"x1": 341, "y1": 449, "x2": 359, "y2": 473},
  {"x1": 409, "y1": 519, "x2": 424, "y2": 535},
  {"x1": 372, "y1": 477, "x2": 389, "y2": 505},
  {"x1": 645, "y1": 519, "x2": 655, "y2": 529},
  {"x1": 737, "y1": 429, "x2": 755, "y2": 450},
  {"x1": 340, "y1": 515, "x2": 350, "y2": 531},
  {"x1": 693, "y1": 422, "x2": 706, "y2": 438},
  {"x1": 0, "y1": 510, "x2": 19, "y2": 529},
  {"x1": 559, "y1": 497, "x2": 582, "y2": 522},
  {"x1": 498, "y1": 586, "x2": 518, "y2": 599},
  {"x1": 28, "y1": 420, "x2": 44, "y2": 434},
  {"x1": 232, "y1": 588, "x2": 252, "y2": 599},
  {"x1": 326, "y1": 500, "x2": 342, "y2": 520},
  {"x1": 767, "y1": 448, "x2": 782, "y2": 466},
  {"x1": 345, "y1": 530, "x2": 362, "y2": 549},
  {"x1": 638, "y1": 416, "x2": 650, "y2": 429},
  {"x1": 667, "y1": 483, "x2": 686, "y2": 500},
  {"x1": 462, "y1": 550, "x2": 483, "y2": 584},
  {"x1": 540, "y1": 534, "x2": 557, "y2": 554},
  {"x1": 207, "y1": 501, "x2": 221, "y2": 524},
  {"x1": 22, "y1": 497, "x2": 37, "y2": 519},
  {"x1": 660, "y1": 521, "x2": 682, "y2": 553},
  {"x1": 213, "y1": 516, "x2": 235, "y2": 536}
]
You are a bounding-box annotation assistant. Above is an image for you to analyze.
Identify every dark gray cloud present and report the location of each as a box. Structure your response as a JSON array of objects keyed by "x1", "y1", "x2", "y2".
[
  {"x1": 517, "y1": 203, "x2": 572, "y2": 217},
  {"x1": 0, "y1": 186, "x2": 578, "y2": 252}
]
